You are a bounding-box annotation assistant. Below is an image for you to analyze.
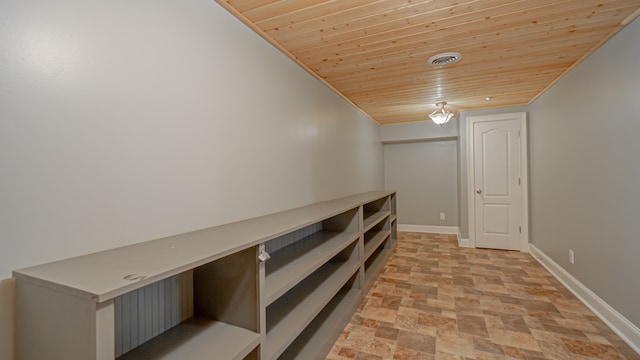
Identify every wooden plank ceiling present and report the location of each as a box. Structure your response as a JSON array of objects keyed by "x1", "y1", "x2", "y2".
[{"x1": 216, "y1": 0, "x2": 640, "y2": 125}]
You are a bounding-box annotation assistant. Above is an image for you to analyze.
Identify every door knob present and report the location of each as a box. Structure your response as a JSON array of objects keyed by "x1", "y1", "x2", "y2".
[{"x1": 476, "y1": 189, "x2": 482, "y2": 194}]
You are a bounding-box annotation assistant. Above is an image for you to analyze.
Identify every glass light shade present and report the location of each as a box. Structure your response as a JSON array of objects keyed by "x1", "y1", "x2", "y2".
[{"x1": 428, "y1": 103, "x2": 454, "y2": 125}]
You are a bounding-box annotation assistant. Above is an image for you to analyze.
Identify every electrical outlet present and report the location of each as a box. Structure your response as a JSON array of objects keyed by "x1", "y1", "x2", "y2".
[
  {"x1": 569, "y1": 249, "x2": 574, "y2": 264},
  {"x1": 440, "y1": 212, "x2": 445, "y2": 220}
]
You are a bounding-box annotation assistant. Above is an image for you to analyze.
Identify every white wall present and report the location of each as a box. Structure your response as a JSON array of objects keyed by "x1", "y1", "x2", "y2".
[
  {"x1": 0, "y1": 1, "x2": 384, "y2": 357},
  {"x1": 528, "y1": 18, "x2": 640, "y2": 328}
]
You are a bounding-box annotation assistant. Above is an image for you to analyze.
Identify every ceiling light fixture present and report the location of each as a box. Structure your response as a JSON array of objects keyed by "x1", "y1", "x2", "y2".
[{"x1": 428, "y1": 102, "x2": 454, "y2": 125}]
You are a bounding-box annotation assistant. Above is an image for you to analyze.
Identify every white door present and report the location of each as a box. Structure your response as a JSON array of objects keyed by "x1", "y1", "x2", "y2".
[{"x1": 471, "y1": 114, "x2": 524, "y2": 250}]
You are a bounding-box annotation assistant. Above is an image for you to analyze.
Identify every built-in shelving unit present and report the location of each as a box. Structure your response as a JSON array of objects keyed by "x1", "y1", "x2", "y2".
[
  {"x1": 361, "y1": 195, "x2": 393, "y2": 291},
  {"x1": 13, "y1": 191, "x2": 396, "y2": 360}
]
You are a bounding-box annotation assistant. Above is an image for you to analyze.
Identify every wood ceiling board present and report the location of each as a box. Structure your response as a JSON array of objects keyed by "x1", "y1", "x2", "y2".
[
  {"x1": 297, "y1": 4, "x2": 630, "y2": 67},
  {"x1": 299, "y1": 24, "x2": 625, "y2": 87},
  {"x1": 216, "y1": 0, "x2": 640, "y2": 125},
  {"x1": 331, "y1": 57, "x2": 571, "y2": 91},
  {"x1": 255, "y1": 0, "x2": 387, "y2": 29},
  {"x1": 275, "y1": 0, "x2": 566, "y2": 51},
  {"x1": 264, "y1": 0, "x2": 484, "y2": 46},
  {"x1": 277, "y1": 0, "x2": 622, "y2": 54},
  {"x1": 227, "y1": 0, "x2": 280, "y2": 14}
]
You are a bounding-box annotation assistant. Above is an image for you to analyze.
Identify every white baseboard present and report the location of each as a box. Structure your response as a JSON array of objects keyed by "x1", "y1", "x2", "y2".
[
  {"x1": 458, "y1": 237, "x2": 473, "y2": 248},
  {"x1": 455, "y1": 228, "x2": 474, "y2": 248},
  {"x1": 398, "y1": 225, "x2": 474, "y2": 249},
  {"x1": 398, "y1": 224, "x2": 459, "y2": 235},
  {"x1": 529, "y1": 244, "x2": 640, "y2": 354}
]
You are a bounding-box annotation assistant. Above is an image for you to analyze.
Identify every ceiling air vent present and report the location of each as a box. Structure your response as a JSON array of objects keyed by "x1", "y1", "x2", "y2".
[{"x1": 427, "y1": 52, "x2": 462, "y2": 67}]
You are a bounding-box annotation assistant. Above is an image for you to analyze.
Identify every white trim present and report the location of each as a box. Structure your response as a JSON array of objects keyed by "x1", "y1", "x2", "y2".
[
  {"x1": 529, "y1": 244, "x2": 640, "y2": 354},
  {"x1": 466, "y1": 112, "x2": 529, "y2": 251},
  {"x1": 398, "y1": 224, "x2": 459, "y2": 235},
  {"x1": 466, "y1": 117, "x2": 475, "y2": 248},
  {"x1": 457, "y1": 238, "x2": 473, "y2": 248},
  {"x1": 455, "y1": 228, "x2": 473, "y2": 248}
]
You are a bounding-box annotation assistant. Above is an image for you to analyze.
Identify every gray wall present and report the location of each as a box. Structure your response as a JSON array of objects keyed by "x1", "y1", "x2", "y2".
[
  {"x1": 528, "y1": 18, "x2": 640, "y2": 326},
  {"x1": 380, "y1": 119, "x2": 458, "y2": 142},
  {"x1": 0, "y1": 1, "x2": 384, "y2": 357},
  {"x1": 384, "y1": 140, "x2": 458, "y2": 226},
  {"x1": 0, "y1": 0, "x2": 384, "y2": 279},
  {"x1": 382, "y1": 120, "x2": 459, "y2": 227}
]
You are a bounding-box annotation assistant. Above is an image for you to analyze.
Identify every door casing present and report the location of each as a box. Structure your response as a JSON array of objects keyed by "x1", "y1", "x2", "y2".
[{"x1": 466, "y1": 112, "x2": 529, "y2": 251}]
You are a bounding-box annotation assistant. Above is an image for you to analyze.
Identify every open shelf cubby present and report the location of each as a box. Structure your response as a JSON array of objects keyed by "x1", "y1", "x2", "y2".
[
  {"x1": 265, "y1": 240, "x2": 360, "y2": 360},
  {"x1": 364, "y1": 243, "x2": 392, "y2": 290},
  {"x1": 277, "y1": 273, "x2": 361, "y2": 360},
  {"x1": 363, "y1": 216, "x2": 391, "y2": 261},
  {"x1": 264, "y1": 208, "x2": 359, "y2": 306},
  {"x1": 117, "y1": 246, "x2": 260, "y2": 360},
  {"x1": 362, "y1": 196, "x2": 391, "y2": 232}
]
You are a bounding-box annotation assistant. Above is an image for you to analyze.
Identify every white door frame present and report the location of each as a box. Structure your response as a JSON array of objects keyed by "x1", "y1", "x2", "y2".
[{"x1": 467, "y1": 112, "x2": 529, "y2": 251}]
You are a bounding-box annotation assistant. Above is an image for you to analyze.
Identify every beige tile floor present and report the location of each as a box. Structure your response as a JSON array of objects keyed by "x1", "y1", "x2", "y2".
[{"x1": 327, "y1": 232, "x2": 640, "y2": 360}]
